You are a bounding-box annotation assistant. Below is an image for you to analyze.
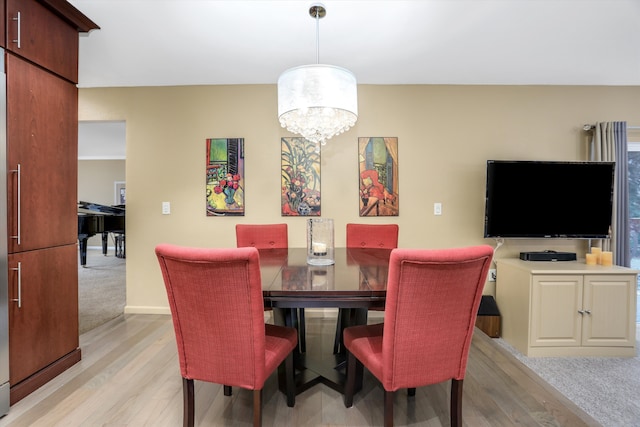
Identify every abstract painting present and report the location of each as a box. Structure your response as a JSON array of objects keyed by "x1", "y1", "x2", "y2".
[
  {"x1": 358, "y1": 137, "x2": 399, "y2": 216},
  {"x1": 281, "y1": 137, "x2": 321, "y2": 216},
  {"x1": 206, "y1": 138, "x2": 244, "y2": 216}
]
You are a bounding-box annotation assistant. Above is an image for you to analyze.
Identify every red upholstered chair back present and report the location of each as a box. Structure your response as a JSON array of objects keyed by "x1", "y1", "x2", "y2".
[
  {"x1": 346, "y1": 223, "x2": 399, "y2": 249},
  {"x1": 381, "y1": 246, "x2": 493, "y2": 391},
  {"x1": 155, "y1": 244, "x2": 270, "y2": 390},
  {"x1": 236, "y1": 223, "x2": 288, "y2": 249}
]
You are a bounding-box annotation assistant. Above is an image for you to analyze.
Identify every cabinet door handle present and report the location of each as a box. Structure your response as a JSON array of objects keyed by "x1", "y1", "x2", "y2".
[
  {"x1": 11, "y1": 262, "x2": 22, "y2": 308},
  {"x1": 12, "y1": 12, "x2": 21, "y2": 49},
  {"x1": 578, "y1": 310, "x2": 585, "y2": 315},
  {"x1": 11, "y1": 164, "x2": 21, "y2": 245},
  {"x1": 584, "y1": 309, "x2": 592, "y2": 315}
]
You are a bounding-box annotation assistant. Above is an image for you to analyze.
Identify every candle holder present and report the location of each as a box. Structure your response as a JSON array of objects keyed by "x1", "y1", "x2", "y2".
[{"x1": 307, "y1": 218, "x2": 335, "y2": 265}]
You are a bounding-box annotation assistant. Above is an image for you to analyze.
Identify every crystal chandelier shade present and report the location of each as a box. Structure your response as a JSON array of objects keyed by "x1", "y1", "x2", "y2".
[
  {"x1": 277, "y1": 4, "x2": 358, "y2": 146},
  {"x1": 278, "y1": 64, "x2": 358, "y2": 145}
]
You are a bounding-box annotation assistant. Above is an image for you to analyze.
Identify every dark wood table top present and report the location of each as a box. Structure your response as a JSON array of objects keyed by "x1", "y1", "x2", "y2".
[
  {"x1": 258, "y1": 247, "x2": 393, "y2": 395},
  {"x1": 259, "y1": 247, "x2": 392, "y2": 307}
]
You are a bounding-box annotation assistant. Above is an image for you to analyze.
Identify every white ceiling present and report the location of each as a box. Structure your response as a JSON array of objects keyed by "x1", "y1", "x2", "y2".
[
  {"x1": 72, "y1": 0, "x2": 640, "y2": 158},
  {"x1": 70, "y1": 0, "x2": 640, "y2": 88}
]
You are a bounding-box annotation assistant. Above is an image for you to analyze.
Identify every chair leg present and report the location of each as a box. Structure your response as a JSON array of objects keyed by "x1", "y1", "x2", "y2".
[
  {"x1": 298, "y1": 308, "x2": 306, "y2": 353},
  {"x1": 343, "y1": 350, "x2": 356, "y2": 407},
  {"x1": 451, "y1": 379, "x2": 463, "y2": 427},
  {"x1": 285, "y1": 351, "x2": 295, "y2": 407},
  {"x1": 182, "y1": 378, "x2": 195, "y2": 427},
  {"x1": 224, "y1": 385, "x2": 232, "y2": 396},
  {"x1": 253, "y1": 389, "x2": 262, "y2": 427},
  {"x1": 333, "y1": 308, "x2": 344, "y2": 354},
  {"x1": 384, "y1": 390, "x2": 394, "y2": 427},
  {"x1": 408, "y1": 387, "x2": 416, "y2": 396}
]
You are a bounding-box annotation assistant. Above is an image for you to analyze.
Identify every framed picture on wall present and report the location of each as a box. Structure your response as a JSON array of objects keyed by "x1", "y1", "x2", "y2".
[
  {"x1": 206, "y1": 138, "x2": 245, "y2": 216},
  {"x1": 114, "y1": 181, "x2": 126, "y2": 205},
  {"x1": 358, "y1": 137, "x2": 399, "y2": 216},
  {"x1": 281, "y1": 137, "x2": 321, "y2": 216}
]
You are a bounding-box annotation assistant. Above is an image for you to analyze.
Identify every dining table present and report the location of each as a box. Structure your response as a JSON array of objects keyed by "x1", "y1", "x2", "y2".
[{"x1": 258, "y1": 247, "x2": 392, "y2": 396}]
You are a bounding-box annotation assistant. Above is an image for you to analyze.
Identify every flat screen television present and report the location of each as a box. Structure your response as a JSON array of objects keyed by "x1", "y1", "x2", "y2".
[{"x1": 484, "y1": 160, "x2": 615, "y2": 238}]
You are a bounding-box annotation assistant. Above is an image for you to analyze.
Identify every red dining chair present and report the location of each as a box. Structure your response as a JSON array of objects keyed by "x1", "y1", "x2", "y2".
[
  {"x1": 235, "y1": 223, "x2": 289, "y2": 249},
  {"x1": 346, "y1": 223, "x2": 399, "y2": 249},
  {"x1": 236, "y1": 223, "x2": 306, "y2": 353},
  {"x1": 155, "y1": 244, "x2": 297, "y2": 427},
  {"x1": 334, "y1": 223, "x2": 399, "y2": 353},
  {"x1": 343, "y1": 245, "x2": 493, "y2": 427}
]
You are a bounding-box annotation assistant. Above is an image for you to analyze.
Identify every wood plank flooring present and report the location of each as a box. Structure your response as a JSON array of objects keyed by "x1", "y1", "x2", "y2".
[{"x1": 0, "y1": 314, "x2": 601, "y2": 427}]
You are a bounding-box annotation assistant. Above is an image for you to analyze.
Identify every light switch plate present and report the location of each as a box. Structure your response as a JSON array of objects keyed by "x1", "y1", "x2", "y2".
[{"x1": 162, "y1": 201, "x2": 171, "y2": 215}]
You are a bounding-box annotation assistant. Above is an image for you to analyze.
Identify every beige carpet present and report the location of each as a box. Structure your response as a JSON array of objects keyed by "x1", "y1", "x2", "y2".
[{"x1": 78, "y1": 248, "x2": 126, "y2": 335}]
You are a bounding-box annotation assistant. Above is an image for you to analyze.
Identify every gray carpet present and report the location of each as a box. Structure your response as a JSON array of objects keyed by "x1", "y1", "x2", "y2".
[
  {"x1": 495, "y1": 328, "x2": 640, "y2": 427},
  {"x1": 78, "y1": 248, "x2": 126, "y2": 335}
]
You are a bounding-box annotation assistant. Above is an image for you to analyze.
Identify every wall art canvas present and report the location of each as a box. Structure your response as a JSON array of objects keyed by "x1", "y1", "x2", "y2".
[
  {"x1": 114, "y1": 181, "x2": 126, "y2": 205},
  {"x1": 206, "y1": 138, "x2": 244, "y2": 216},
  {"x1": 281, "y1": 137, "x2": 321, "y2": 216},
  {"x1": 358, "y1": 137, "x2": 399, "y2": 216}
]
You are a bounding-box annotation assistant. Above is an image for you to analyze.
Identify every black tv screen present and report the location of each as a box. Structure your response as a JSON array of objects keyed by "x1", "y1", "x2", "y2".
[{"x1": 484, "y1": 160, "x2": 615, "y2": 238}]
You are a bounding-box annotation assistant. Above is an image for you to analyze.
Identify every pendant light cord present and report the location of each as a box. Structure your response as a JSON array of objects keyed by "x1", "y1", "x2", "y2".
[{"x1": 315, "y1": 10, "x2": 320, "y2": 64}]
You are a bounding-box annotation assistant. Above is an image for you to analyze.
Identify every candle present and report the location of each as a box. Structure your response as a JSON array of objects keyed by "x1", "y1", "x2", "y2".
[
  {"x1": 590, "y1": 247, "x2": 602, "y2": 264},
  {"x1": 312, "y1": 242, "x2": 327, "y2": 256},
  {"x1": 585, "y1": 253, "x2": 597, "y2": 265},
  {"x1": 600, "y1": 251, "x2": 613, "y2": 267}
]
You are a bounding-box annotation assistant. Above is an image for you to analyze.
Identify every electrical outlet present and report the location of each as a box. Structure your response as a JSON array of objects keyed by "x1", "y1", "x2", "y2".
[
  {"x1": 433, "y1": 202, "x2": 442, "y2": 215},
  {"x1": 162, "y1": 201, "x2": 171, "y2": 215},
  {"x1": 489, "y1": 269, "x2": 497, "y2": 282}
]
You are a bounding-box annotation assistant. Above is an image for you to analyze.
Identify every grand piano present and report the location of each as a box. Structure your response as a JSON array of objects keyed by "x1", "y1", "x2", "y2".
[{"x1": 78, "y1": 201, "x2": 126, "y2": 266}]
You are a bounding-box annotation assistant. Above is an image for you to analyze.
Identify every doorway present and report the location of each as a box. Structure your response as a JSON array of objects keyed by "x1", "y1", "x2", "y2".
[{"x1": 78, "y1": 120, "x2": 127, "y2": 333}]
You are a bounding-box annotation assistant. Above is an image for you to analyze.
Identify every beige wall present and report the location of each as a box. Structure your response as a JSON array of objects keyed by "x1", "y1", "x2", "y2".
[
  {"x1": 78, "y1": 84, "x2": 640, "y2": 314},
  {"x1": 78, "y1": 159, "x2": 126, "y2": 247}
]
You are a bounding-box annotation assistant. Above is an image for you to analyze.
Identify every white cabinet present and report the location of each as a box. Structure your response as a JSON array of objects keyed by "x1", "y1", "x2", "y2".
[{"x1": 496, "y1": 258, "x2": 637, "y2": 357}]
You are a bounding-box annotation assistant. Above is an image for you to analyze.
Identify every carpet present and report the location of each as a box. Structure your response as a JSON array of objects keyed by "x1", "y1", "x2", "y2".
[
  {"x1": 78, "y1": 248, "x2": 126, "y2": 335},
  {"x1": 495, "y1": 327, "x2": 640, "y2": 427}
]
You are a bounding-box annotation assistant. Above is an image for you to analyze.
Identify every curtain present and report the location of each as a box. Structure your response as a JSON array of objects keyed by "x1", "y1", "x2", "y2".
[{"x1": 588, "y1": 121, "x2": 629, "y2": 266}]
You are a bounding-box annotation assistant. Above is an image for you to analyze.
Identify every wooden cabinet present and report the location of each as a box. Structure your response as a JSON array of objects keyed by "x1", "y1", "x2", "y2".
[
  {"x1": 0, "y1": 4, "x2": 4, "y2": 49},
  {"x1": 8, "y1": 245, "x2": 79, "y2": 401},
  {"x1": 496, "y1": 258, "x2": 637, "y2": 357},
  {"x1": 3, "y1": 0, "x2": 98, "y2": 405},
  {"x1": 6, "y1": 0, "x2": 81, "y2": 81},
  {"x1": 6, "y1": 53, "x2": 78, "y2": 253}
]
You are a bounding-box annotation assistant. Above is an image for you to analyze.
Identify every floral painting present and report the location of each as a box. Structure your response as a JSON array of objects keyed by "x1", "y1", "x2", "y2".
[
  {"x1": 206, "y1": 138, "x2": 244, "y2": 216},
  {"x1": 358, "y1": 137, "x2": 399, "y2": 216},
  {"x1": 281, "y1": 137, "x2": 321, "y2": 216}
]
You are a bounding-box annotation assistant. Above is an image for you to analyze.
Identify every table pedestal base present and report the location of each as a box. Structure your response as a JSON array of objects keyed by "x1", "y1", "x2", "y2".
[{"x1": 274, "y1": 308, "x2": 367, "y2": 396}]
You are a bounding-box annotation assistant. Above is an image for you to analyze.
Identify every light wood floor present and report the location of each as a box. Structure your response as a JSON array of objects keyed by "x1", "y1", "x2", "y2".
[{"x1": 0, "y1": 314, "x2": 601, "y2": 427}]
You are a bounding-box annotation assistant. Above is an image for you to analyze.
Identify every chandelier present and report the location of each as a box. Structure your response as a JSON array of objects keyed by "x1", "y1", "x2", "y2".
[{"x1": 277, "y1": 3, "x2": 358, "y2": 147}]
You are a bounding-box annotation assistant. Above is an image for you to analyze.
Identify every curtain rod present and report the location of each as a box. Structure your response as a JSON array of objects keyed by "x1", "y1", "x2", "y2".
[{"x1": 583, "y1": 124, "x2": 640, "y2": 131}]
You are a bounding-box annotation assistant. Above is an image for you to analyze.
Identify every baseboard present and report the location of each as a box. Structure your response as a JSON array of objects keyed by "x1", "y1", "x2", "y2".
[
  {"x1": 124, "y1": 306, "x2": 386, "y2": 320},
  {"x1": 10, "y1": 348, "x2": 82, "y2": 405},
  {"x1": 124, "y1": 306, "x2": 171, "y2": 315}
]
